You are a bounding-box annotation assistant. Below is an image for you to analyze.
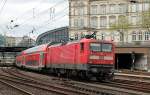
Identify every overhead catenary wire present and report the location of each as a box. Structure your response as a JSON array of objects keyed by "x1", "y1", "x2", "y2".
[
  {"x1": 19, "y1": 12, "x2": 68, "y2": 40},
  {"x1": 11, "y1": 6, "x2": 69, "y2": 37},
  {"x1": 30, "y1": 13, "x2": 68, "y2": 39},
  {"x1": 34, "y1": 6, "x2": 68, "y2": 27},
  {"x1": 9, "y1": 0, "x2": 68, "y2": 38},
  {"x1": 0, "y1": 0, "x2": 4, "y2": 5},
  {"x1": 36, "y1": 12, "x2": 68, "y2": 31},
  {"x1": 23, "y1": 10, "x2": 68, "y2": 36},
  {"x1": 12, "y1": 0, "x2": 47, "y2": 22},
  {"x1": 13, "y1": 0, "x2": 67, "y2": 26},
  {"x1": 14, "y1": 6, "x2": 68, "y2": 30},
  {"x1": 0, "y1": 0, "x2": 7, "y2": 16}
]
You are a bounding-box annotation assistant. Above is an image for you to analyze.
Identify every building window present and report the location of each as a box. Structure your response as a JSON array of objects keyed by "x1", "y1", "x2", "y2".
[
  {"x1": 138, "y1": 3, "x2": 143, "y2": 12},
  {"x1": 71, "y1": 8, "x2": 75, "y2": 15},
  {"x1": 91, "y1": 17, "x2": 98, "y2": 28},
  {"x1": 78, "y1": 2, "x2": 84, "y2": 15},
  {"x1": 91, "y1": 5, "x2": 98, "y2": 14},
  {"x1": 74, "y1": 18, "x2": 84, "y2": 28},
  {"x1": 145, "y1": 31, "x2": 150, "y2": 40},
  {"x1": 74, "y1": 19, "x2": 78, "y2": 27},
  {"x1": 99, "y1": 4, "x2": 106, "y2": 14},
  {"x1": 101, "y1": 33, "x2": 105, "y2": 40},
  {"x1": 118, "y1": 15, "x2": 127, "y2": 26},
  {"x1": 74, "y1": 8, "x2": 78, "y2": 15},
  {"x1": 131, "y1": 4, "x2": 137, "y2": 12},
  {"x1": 75, "y1": 33, "x2": 78, "y2": 40},
  {"x1": 143, "y1": 3, "x2": 150, "y2": 11},
  {"x1": 110, "y1": 4, "x2": 116, "y2": 13},
  {"x1": 119, "y1": 4, "x2": 127, "y2": 13},
  {"x1": 74, "y1": 7, "x2": 84, "y2": 16},
  {"x1": 100, "y1": 16, "x2": 107, "y2": 28},
  {"x1": 132, "y1": 31, "x2": 137, "y2": 41},
  {"x1": 74, "y1": 2, "x2": 85, "y2": 16},
  {"x1": 119, "y1": 33, "x2": 123, "y2": 41},
  {"x1": 138, "y1": 32, "x2": 143, "y2": 41},
  {"x1": 78, "y1": 8, "x2": 84, "y2": 15},
  {"x1": 109, "y1": 16, "x2": 116, "y2": 26},
  {"x1": 131, "y1": 16, "x2": 137, "y2": 25},
  {"x1": 78, "y1": 18, "x2": 84, "y2": 28}
]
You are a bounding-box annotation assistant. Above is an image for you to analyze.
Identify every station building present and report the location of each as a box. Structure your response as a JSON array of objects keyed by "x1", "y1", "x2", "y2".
[
  {"x1": 36, "y1": 27, "x2": 69, "y2": 45},
  {"x1": 68, "y1": 0, "x2": 150, "y2": 71}
]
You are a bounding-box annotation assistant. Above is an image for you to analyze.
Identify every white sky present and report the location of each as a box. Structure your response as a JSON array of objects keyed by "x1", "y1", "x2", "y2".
[{"x1": 0, "y1": 0, "x2": 69, "y2": 39}]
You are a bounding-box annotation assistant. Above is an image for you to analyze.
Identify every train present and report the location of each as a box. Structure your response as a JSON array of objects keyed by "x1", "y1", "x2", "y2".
[{"x1": 16, "y1": 38, "x2": 115, "y2": 80}]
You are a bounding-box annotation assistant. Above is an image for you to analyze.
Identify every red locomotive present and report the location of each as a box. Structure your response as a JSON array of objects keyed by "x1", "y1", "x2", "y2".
[{"x1": 16, "y1": 38, "x2": 115, "y2": 80}]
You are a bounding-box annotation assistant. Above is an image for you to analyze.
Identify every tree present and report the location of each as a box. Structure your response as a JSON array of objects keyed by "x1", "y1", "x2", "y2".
[
  {"x1": 110, "y1": 16, "x2": 131, "y2": 42},
  {"x1": 140, "y1": 9, "x2": 150, "y2": 32},
  {"x1": 0, "y1": 34, "x2": 5, "y2": 46}
]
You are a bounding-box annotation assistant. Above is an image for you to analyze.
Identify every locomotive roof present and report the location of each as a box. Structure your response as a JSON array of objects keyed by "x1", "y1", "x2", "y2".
[
  {"x1": 49, "y1": 38, "x2": 113, "y2": 46},
  {"x1": 65, "y1": 38, "x2": 112, "y2": 45},
  {"x1": 80, "y1": 38, "x2": 112, "y2": 43},
  {"x1": 22, "y1": 38, "x2": 113, "y2": 54}
]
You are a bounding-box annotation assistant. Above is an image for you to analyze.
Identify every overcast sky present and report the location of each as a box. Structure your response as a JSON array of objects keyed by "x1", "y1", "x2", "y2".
[{"x1": 0, "y1": 0, "x2": 68, "y2": 39}]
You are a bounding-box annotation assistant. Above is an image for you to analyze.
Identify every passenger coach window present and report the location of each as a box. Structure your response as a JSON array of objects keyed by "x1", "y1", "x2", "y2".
[{"x1": 80, "y1": 43, "x2": 84, "y2": 51}]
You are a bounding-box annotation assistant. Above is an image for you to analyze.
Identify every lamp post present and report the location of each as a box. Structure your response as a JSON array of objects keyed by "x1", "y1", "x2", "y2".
[{"x1": 131, "y1": 51, "x2": 135, "y2": 71}]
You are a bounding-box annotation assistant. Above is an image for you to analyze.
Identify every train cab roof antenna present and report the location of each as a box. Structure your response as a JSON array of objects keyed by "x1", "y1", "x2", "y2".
[
  {"x1": 61, "y1": 40, "x2": 67, "y2": 45},
  {"x1": 85, "y1": 31, "x2": 97, "y2": 39},
  {"x1": 69, "y1": 38, "x2": 74, "y2": 41}
]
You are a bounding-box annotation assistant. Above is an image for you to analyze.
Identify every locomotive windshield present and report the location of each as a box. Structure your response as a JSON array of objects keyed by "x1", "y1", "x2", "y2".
[
  {"x1": 90, "y1": 43, "x2": 101, "y2": 51},
  {"x1": 102, "y1": 43, "x2": 112, "y2": 52},
  {"x1": 90, "y1": 43, "x2": 112, "y2": 52}
]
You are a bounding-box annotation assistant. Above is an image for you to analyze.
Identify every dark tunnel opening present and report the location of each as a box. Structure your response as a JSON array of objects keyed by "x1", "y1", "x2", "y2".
[{"x1": 115, "y1": 54, "x2": 133, "y2": 70}]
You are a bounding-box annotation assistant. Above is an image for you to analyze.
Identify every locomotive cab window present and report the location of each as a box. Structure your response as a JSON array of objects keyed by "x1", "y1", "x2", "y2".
[
  {"x1": 102, "y1": 43, "x2": 112, "y2": 52},
  {"x1": 90, "y1": 43, "x2": 101, "y2": 51},
  {"x1": 90, "y1": 43, "x2": 112, "y2": 52}
]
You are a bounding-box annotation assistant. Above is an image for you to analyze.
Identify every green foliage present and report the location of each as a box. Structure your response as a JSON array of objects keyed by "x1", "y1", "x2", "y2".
[
  {"x1": 0, "y1": 34, "x2": 5, "y2": 46},
  {"x1": 110, "y1": 16, "x2": 131, "y2": 31},
  {"x1": 141, "y1": 10, "x2": 150, "y2": 31},
  {"x1": 109, "y1": 16, "x2": 131, "y2": 42}
]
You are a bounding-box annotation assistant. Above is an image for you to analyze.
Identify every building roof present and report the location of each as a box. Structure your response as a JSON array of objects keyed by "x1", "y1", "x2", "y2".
[{"x1": 36, "y1": 26, "x2": 68, "y2": 42}]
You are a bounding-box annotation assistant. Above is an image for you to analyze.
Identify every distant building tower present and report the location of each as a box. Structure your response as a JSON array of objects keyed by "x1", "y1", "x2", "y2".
[{"x1": 36, "y1": 27, "x2": 69, "y2": 45}]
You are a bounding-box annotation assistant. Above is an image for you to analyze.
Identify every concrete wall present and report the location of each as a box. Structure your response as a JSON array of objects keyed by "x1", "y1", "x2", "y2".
[
  {"x1": 116, "y1": 47, "x2": 150, "y2": 71},
  {"x1": 135, "y1": 54, "x2": 147, "y2": 71}
]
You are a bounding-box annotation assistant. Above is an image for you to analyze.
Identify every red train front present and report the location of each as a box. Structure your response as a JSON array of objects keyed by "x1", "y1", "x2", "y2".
[
  {"x1": 46, "y1": 38, "x2": 115, "y2": 80},
  {"x1": 16, "y1": 38, "x2": 115, "y2": 80}
]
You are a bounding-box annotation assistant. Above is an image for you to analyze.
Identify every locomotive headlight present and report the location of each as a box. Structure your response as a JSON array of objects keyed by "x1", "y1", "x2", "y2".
[
  {"x1": 90, "y1": 55, "x2": 99, "y2": 59},
  {"x1": 104, "y1": 56, "x2": 113, "y2": 60}
]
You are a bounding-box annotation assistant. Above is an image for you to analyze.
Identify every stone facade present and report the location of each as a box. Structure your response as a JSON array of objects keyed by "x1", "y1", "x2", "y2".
[
  {"x1": 5, "y1": 36, "x2": 16, "y2": 47},
  {"x1": 69, "y1": 0, "x2": 150, "y2": 44},
  {"x1": 5, "y1": 36, "x2": 35, "y2": 47}
]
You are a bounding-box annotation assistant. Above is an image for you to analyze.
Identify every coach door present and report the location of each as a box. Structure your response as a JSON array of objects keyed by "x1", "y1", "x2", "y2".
[{"x1": 39, "y1": 52, "x2": 44, "y2": 68}]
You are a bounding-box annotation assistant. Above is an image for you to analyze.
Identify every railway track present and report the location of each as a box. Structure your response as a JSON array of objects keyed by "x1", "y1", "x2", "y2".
[
  {"x1": 1, "y1": 68, "x2": 116, "y2": 95},
  {"x1": 1, "y1": 68, "x2": 150, "y2": 95},
  {"x1": 119, "y1": 70, "x2": 150, "y2": 76},
  {"x1": 0, "y1": 68, "x2": 96, "y2": 95},
  {"x1": 0, "y1": 79, "x2": 33, "y2": 95},
  {"x1": 105, "y1": 79, "x2": 150, "y2": 93},
  {"x1": 4, "y1": 68, "x2": 148, "y2": 95}
]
